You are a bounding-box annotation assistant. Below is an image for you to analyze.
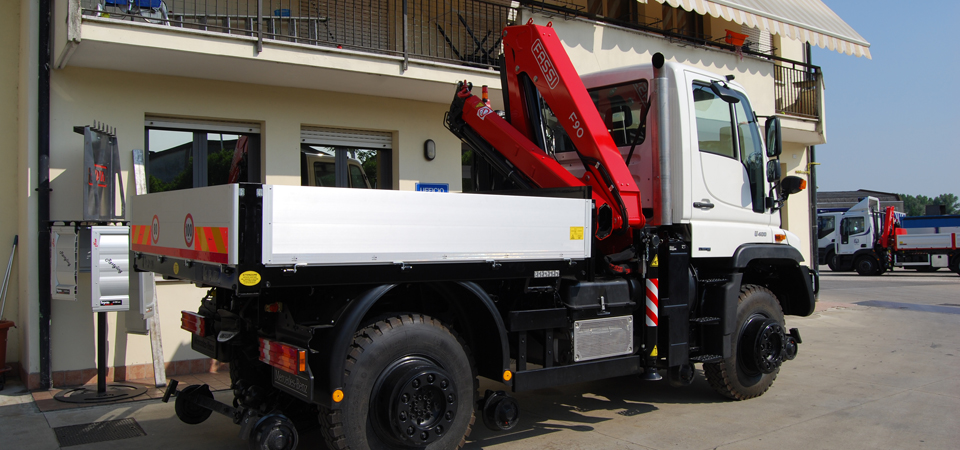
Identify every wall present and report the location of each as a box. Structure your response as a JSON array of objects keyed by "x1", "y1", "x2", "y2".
[
  {"x1": 780, "y1": 142, "x2": 811, "y2": 263},
  {"x1": 520, "y1": 11, "x2": 776, "y2": 116},
  {"x1": 1, "y1": 0, "x2": 21, "y2": 367},
  {"x1": 46, "y1": 66, "x2": 463, "y2": 371}
]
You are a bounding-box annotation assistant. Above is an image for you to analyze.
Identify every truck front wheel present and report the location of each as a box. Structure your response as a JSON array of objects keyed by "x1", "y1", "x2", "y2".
[
  {"x1": 704, "y1": 285, "x2": 786, "y2": 400},
  {"x1": 855, "y1": 255, "x2": 880, "y2": 276},
  {"x1": 320, "y1": 314, "x2": 477, "y2": 450}
]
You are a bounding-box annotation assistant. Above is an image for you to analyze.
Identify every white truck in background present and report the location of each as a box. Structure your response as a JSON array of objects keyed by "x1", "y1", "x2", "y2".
[{"x1": 829, "y1": 197, "x2": 960, "y2": 275}]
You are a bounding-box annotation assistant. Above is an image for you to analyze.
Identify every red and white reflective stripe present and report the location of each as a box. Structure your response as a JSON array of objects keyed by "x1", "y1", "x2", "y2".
[{"x1": 645, "y1": 278, "x2": 659, "y2": 327}]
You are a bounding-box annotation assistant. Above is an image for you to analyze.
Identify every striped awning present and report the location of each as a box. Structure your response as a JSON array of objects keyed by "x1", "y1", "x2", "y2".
[{"x1": 645, "y1": 0, "x2": 871, "y2": 58}]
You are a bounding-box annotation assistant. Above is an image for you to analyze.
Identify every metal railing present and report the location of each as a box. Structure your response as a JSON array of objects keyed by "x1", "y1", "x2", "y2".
[
  {"x1": 774, "y1": 62, "x2": 820, "y2": 119},
  {"x1": 80, "y1": 0, "x2": 515, "y2": 69}
]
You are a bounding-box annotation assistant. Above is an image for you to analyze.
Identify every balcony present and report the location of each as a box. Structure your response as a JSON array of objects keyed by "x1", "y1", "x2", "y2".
[
  {"x1": 80, "y1": 0, "x2": 515, "y2": 68},
  {"x1": 774, "y1": 62, "x2": 821, "y2": 120},
  {"x1": 62, "y1": 0, "x2": 514, "y2": 103}
]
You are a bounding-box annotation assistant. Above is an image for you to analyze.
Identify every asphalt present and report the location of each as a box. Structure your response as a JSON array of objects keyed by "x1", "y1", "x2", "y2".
[{"x1": 2, "y1": 267, "x2": 958, "y2": 450}]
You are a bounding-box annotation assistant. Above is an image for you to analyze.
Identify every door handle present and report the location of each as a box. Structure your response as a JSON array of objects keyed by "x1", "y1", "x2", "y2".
[{"x1": 694, "y1": 201, "x2": 715, "y2": 209}]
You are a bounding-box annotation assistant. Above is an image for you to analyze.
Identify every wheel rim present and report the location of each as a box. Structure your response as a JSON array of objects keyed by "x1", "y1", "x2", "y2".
[
  {"x1": 372, "y1": 356, "x2": 458, "y2": 447},
  {"x1": 738, "y1": 315, "x2": 786, "y2": 376}
]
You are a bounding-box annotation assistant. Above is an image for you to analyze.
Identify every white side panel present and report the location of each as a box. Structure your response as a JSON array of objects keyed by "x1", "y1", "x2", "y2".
[
  {"x1": 896, "y1": 233, "x2": 956, "y2": 251},
  {"x1": 130, "y1": 184, "x2": 239, "y2": 265},
  {"x1": 262, "y1": 186, "x2": 592, "y2": 265}
]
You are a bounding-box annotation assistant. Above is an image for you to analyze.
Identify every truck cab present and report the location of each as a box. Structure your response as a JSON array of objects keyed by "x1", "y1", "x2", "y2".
[
  {"x1": 578, "y1": 62, "x2": 799, "y2": 258},
  {"x1": 816, "y1": 210, "x2": 842, "y2": 269}
]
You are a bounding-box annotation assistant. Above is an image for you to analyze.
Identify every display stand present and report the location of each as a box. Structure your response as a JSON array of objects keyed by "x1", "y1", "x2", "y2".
[
  {"x1": 54, "y1": 312, "x2": 147, "y2": 403},
  {"x1": 52, "y1": 123, "x2": 145, "y2": 403}
]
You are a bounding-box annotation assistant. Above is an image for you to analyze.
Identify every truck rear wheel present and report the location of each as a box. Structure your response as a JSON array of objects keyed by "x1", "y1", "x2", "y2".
[
  {"x1": 320, "y1": 314, "x2": 476, "y2": 450},
  {"x1": 825, "y1": 251, "x2": 839, "y2": 272},
  {"x1": 704, "y1": 285, "x2": 785, "y2": 400}
]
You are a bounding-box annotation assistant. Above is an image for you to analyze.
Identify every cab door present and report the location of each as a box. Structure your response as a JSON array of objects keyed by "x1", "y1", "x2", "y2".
[{"x1": 686, "y1": 72, "x2": 774, "y2": 258}]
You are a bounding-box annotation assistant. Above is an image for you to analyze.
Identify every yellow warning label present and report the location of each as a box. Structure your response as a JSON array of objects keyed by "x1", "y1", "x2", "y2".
[
  {"x1": 173, "y1": 262, "x2": 180, "y2": 275},
  {"x1": 239, "y1": 271, "x2": 262, "y2": 287},
  {"x1": 570, "y1": 226, "x2": 584, "y2": 240},
  {"x1": 650, "y1": 255, "x2": 659, "y2": 267},
  {"x1": 650, "y1": 345, "x2": 658, "y2": 357}
]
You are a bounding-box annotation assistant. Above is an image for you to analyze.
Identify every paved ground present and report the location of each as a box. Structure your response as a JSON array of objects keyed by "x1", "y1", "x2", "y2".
[{"x1": 1, "y1": 267, "x2": 958, "y2": 449}]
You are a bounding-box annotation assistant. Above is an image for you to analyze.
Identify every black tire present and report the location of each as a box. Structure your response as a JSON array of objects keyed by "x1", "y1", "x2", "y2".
[
  {"x1": 826, "y1": 252, "x2": 839, "y2": 272},
  {"x1": 951, "y1": 255, "x2": 960, "y2": 276},
  {"x1": 703, "y1": 285, "x2": 784, "y2": 400},
  {"x1": 320, "y1": 314, "x2": 477, "y2": 450},
  {"x1": 175, "y1": 385, "x2": 214, "y2": 425},
  {"x1": 855, "y1": 255, "x2": 879, "y2": 276}
]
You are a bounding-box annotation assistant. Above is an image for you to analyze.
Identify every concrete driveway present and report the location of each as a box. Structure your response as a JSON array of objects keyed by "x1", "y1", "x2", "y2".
[{"x1": 2, "y1": 268, "x2": 958, "y2": 449}]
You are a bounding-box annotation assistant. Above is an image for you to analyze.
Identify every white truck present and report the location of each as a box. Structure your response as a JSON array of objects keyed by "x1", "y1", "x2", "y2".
[
  {"x1": 831, "y1": 197, "x2": 960, "y2": 275},
  {"x1": 134, "y1": 22, "x2": 815, "y2": 450}
]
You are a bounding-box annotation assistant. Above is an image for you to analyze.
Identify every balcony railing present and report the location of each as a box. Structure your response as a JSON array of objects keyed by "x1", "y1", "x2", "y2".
[
  {"x1": 81, "y1": 0, "x2": 516, "y2": 69},
  {"x1": 774, "y1": 62, "x2": 820, "y2": 120}
]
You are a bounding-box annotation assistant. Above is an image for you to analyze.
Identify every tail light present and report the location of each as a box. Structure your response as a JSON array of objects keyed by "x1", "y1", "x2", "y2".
[
  {"x1": 181, "y1": 311, "x2": 209, "y2": 337},
  {"x1": 259, "y1": 337, "x2": 307, "y2": 375}
]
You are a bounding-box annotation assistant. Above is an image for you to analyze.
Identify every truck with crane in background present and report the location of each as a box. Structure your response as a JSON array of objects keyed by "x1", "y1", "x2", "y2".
[
  {"x1": 133, "y1": 21, "x2": 815, "y2": 450},
  {"x1": 826, "y1": 197, "x2": 960, "y2": 275}
]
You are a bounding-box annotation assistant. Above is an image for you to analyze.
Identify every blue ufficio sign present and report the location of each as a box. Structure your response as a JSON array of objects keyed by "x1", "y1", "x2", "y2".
[{"x1": 416, "y1": 183, "x2": 449, "y2": 193}]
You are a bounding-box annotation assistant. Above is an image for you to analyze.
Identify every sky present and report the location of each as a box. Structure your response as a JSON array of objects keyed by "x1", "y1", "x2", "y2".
[{"x1": 811, "y1": 0, "x2": 959, "y2": 198}]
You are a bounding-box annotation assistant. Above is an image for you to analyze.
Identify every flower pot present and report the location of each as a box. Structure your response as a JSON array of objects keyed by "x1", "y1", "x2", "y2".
[
  {"x1": 0, "y1": 320, "x2": 14, "y2": 389},
  {"x1": 724, "y1": 29, "x2": 748, "y2": 47}
]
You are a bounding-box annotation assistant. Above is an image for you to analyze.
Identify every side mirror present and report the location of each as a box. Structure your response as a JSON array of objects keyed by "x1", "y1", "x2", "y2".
[
  {"x1": 709, "y1": 81, "x2": 740, "y2": 104},
  {"x1": 764, "y1": 116, "x2": 782, "y2": 158},
  {"x1": 766, "y1": 160, "x2": 781, "y2": 181}
]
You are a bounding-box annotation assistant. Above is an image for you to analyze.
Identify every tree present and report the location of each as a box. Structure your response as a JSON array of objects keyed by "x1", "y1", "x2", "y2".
[{"x1": 900, "y1": 193, "x2": 959, "y2": 216}]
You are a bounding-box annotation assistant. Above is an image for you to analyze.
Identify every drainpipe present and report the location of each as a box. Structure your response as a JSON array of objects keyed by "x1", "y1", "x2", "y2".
[
  {"x1": 38, "y1": 0, "x2": 53, "y2": 389},
  {"x1": 806, "y1": 43, "x2": 819, "y2": 286}
]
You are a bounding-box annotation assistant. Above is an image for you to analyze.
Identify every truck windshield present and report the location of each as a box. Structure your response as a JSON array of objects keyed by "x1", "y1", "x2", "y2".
[{"x1": 818, "y1": 215, "x2": 836, "y2": 239}]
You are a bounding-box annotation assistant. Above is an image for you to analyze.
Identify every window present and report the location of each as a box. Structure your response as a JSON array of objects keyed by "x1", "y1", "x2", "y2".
[
  {"x1": 539, "y1": 94, "x2": 579, "y2": 156},
  {"x1": 662, "y1": 4, "x2": 704, "y2": 38},
  {"x1": 842, "y1": 217, "x2": 865, "y2": 236},
  {"x1": 818, "y1": 216, "x2": 836, "y2": 239},
  {"x1": 588, "y1": 0, "x2": 636, "y2": 22},
  {"x1": 300, "y1": 127, "x2": 391, "y2": 189},
  {"x1": 145, "y1": 118, "x2": 260, "y2": 193},
  {"x1": 693, "y1": 84, "x2": 736, "y2": 159},
  {"x1": 693, "y1": 82, "x2": 766, "y2": 212},
  {"x1": 588, "y1": 80, "x2": 650, "y2": 147}
]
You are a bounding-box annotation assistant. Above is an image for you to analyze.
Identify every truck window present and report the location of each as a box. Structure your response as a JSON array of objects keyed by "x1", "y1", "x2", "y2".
[
  {"x1": 818, "y1": 216, "x2": 836, "y2": 239},
  {"x1": 313, "y1": 162, "x2": 336, "y2": 187},
  {"x1": 349, "y1": 165, "x2": 369, "y2": 188},
  {"x1": 841, "y1": 217, "x2": 865, "y2": 236},
  {"x1": 538, "y1": 95, "x2": 578, "y2": 155},
  {"x1": 731, "y1": 93, "x2": 766, "y2": 213},
  {"x1": 587, "y1": 80, "x2": 650, "y2": 147},
  {"x1": 692, "y1": 84, "x2": 736, "y2": 159}
]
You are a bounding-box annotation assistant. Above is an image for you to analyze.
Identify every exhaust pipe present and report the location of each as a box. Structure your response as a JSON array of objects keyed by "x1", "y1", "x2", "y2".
[{"x1": 652, "y1": 53, "x2": 672, "y2": 226}]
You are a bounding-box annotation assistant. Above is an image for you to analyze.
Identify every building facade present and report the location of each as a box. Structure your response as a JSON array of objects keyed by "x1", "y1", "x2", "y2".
[{"x1": 5, "y1": 0, "x2": 868, "y2": 389}]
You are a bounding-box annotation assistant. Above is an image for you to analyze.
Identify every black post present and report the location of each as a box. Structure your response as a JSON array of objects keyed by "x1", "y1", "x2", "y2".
[
  {"x1": 806, "y1": 43, "x2": 819, "y2": 283},
  {"x1": 257, "y1": 0, "x2": 263, "y2": 53},
  {"x1": 39, "y1": 0, "x2": 53, "y2": 390},
  {"x1": 97, "y1": 312, "x2": 107, "y2": 393},
  {"x1": 402, "y1": 0, "x2": 409, "y2": 72}
]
